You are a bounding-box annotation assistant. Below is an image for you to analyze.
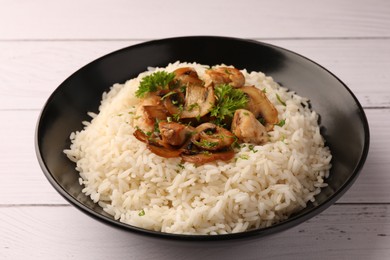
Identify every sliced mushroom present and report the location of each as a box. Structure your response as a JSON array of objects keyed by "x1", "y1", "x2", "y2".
[
  {"x1": 191, "y1": 122, "x2": 235, "y2": 151},
  {"x1": 175, "y1": 85, "x2": 215, "y2": 119},
  {"x1": 173, "y1": 67, "x2": 204, "y2": 87},
  {"x1": 161, "y1": 90, "x2": 185, "y2": 116},
  {"x1": 160, "y1": 85, "x2": 215, "y2": 121},
  {"x1": 159, "y1": 121, "x2": 194, "y2": 147},
  {"x1": 143, "y1": 105, "x2": 168, "y2": 121},
  {"x1": 147, "y1": 144, "x2": 183, "y2": 158},
  {"x1": 181, "y1": 150, "x2": 235, "y2": 164},
  {"x1": 231, "y1": 109, "x2": 269, "y2": 145},
  {"x1": 238, "y1": 86, "x2": 278, "y2": 131},
  {"x1": 134, "y1": 94, "x2": 163, "y2": 133},
  {"x1": 133, "y1": 128, "x2": 169, "y2": 148},
  {"x1": 133, "y1": 128, "x2": 149, "y2": 143},
  {"x1": 133, "y1": 128, "x2": 183, "y2": 158},
  {"x1": 204, "y1": 67, "x2": 245, "y2": 88}
]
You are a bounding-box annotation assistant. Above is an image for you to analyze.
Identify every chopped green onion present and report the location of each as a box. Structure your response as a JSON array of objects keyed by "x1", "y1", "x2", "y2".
[
  {"x1": 276, "y1": 94, "x2": 286, "y2": 106},
  {"x1": 276, "y1": 119, "x2": 286, "y2": 127}
]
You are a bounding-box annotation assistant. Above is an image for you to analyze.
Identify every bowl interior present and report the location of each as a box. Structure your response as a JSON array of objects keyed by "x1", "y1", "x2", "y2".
[{"x1": 36, "y1": 36, "x2": 369, "y2": 240}]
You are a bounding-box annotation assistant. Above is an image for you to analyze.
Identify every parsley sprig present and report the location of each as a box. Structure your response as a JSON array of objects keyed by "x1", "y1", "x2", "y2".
[
  {"x1": 135, "y1": 71, "x2": 175, "y2": 98},
  {"x1": 210, "y1": 84, "x2": 248, "y2": 123}
]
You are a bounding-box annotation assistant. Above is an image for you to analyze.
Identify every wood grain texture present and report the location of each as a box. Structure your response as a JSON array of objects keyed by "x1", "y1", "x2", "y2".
[
  {"x1": 1, "y1": 0, "x2": 389, "y2": 39},
  {"x1": 1, "y1": 0, "x2": 389, "y2": 258},
  {"x1": 0, "y1": 205, "x2": 389, "y2": 259},
  {"x1": 0, "y1": 39, "x2": 389, "y2": 110}
]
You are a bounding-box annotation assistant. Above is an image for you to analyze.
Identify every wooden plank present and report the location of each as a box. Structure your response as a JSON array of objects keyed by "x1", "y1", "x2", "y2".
[
  {"x1": 0, "y1": 41, "x2": 135, "y2": 110},
  {"x1": 340, "y1": 108, "x2": 390, "y2": 202},
  {"x1": 0, "y1": 109, "x2": 387, "y2": 204},
  {"x1": 1, "y1": 0, "x2": 389, "y2": 40},
  {"x1": 267, "y1": 39, "x2": 390, "y2": 108},
  {"x1": 0, "y1": 204, "x2": 389, "y2": 259},
  {"x1": 1, "y1": 1, "x2": 388, "y2": 259},
  {"x1": 0, "y1": 110, "x2": 68, "y2": 205},
  {"x1": 0, "y1": 39, "x2": 389, "y2": 110}
]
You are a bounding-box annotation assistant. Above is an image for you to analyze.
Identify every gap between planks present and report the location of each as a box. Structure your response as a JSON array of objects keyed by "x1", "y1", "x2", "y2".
[{"x1": 1, "y1": 36, "x2": 390, "y2": 42}]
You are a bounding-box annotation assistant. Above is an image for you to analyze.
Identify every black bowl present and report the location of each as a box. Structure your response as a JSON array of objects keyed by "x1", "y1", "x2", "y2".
[{"x1": 35, "y1": 36, "x2": 369, "y2": 242}]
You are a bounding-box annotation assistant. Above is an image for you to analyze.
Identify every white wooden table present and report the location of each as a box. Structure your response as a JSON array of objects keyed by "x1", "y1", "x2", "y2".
[{"x1": 1, "y1": 1, "x2": 389, "y2": 259}]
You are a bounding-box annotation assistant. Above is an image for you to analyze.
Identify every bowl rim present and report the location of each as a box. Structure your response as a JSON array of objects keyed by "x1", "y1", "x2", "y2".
[{"x1": 35, "y1": 35, "x2": 370, "y2": 241}]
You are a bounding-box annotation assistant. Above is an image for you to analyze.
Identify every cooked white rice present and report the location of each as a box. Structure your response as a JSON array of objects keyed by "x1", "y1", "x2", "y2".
[{"x1": 64, "y1": 61, "x2": 332, "y2": 235}]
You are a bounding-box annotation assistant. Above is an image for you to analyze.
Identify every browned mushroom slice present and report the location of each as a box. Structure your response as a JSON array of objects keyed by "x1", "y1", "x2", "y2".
[
  {"x1": 180, "y1": 85, "x2": 215, "y2": 119},
  {"x1": 159, "y1": 121, "x2": 194, "y2": 147},
  {"x1": 147, "y1": 144, "x2": 183, "y2": 158},
  {"x1": 191, "y1": 122, "x2": 235, "y2": 151},
  {"x1": 134, "y1": 94, "x2": 164, "y2": 133},
  {"x1": 133, "y1": 129, "x2": 149, "y2": 143},
  {"x1": 231, "y1": 109, "x2": 269, "y2": 145},
  {"x1": 161, "y1": 90, "x2": 185, "y2": 116},
  {"x1": 173, "y1": 67, "x2": 204, "y2": 87},
  {"x1": 134, "y1": 128, "x2": 184, "y2": 158},
  {"x1": 143, "y1": 105, "x2": 168, "y2": 121},
  {"x1": 181, "y1": 150, "x2": 235, "y2": 164},
  {"x1": 204, "y1": 67, "x2": 245, "y2": 88},
  {"x1": 238, "y1": 86, "x2": 278, "y2": 131},
  {"x1": 133, "y1": 129, "x2": 167, "y2": 148}
]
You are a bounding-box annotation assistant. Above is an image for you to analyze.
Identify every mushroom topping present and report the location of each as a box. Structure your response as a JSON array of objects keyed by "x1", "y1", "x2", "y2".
[
  {"x1": 162, "y1": 90, "x2": 185, "y2": 116},
  {"x1": 238, "y1": 86, "x2": 278, "y2": 131},
  {"x1": 191, "y1": 123, "x2": 235, "y2": 151},
  {"x1": 133, "y1": 128, "x2": 183, "y2": 158},
  {"x1": 142, "y1": 105, "x2": 168, "y2": 121},
  {"x1": 159, "y1": 121, "x2": 194, "y2": 147},
  {"x1": 173, "y1": 67, "x2": 204, "y2": 87},
  {"x1": 181, "y1": 150, "x2": 235, "y2": 164},
  {"x1": 204, "y1": 67, "x2": 245, "y2": 88},
  {"x1": 134, "y1": 94, "x2": 164, "y2": 133},
  {"x1": 231, "y1": 109, "x2": 269, "y2": 145},
  {"x1": 146, "y1": 144, "x2": 184, "y2": 158},
  {"x1": 163, "y1": 85, "x2": 215, "y2": 119},
  {"x1": 132, "y1": 66, "x2": 282, "y2": 164},
  {"x1": 181, "y1": 85, "x2": 215, "y2": 119}
]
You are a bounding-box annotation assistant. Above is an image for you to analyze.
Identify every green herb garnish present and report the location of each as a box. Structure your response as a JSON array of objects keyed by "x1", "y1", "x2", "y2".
[
  {"x1": 153, "y1": 119, "x2": 161, "y2": 134},
  {"x1": 135, "y1": 71, "x2": 175, "y2": 98},
  {"x1": 257, "y1": 117, "x2": 266, "y2": 125},
  {"x1": 188, "y1": 103, "x2": 200, "y2": 112},
  {"x1": 239, "y1": 154, "x2": 249, "y2": 160},
  {"x1": 193, "y1": 140, "x2": 219, "y2": 149},
  {"x1": 235, "y1": 154, "x2": 249, "y2": 162},
  {"x1": 210, "y1": 84, "x2": 248, "y2": 123},
  {"x1": 276, "y1": 119, "x2": 286, "y2": 127},
  {"x1": 172, "y1": 113, "x2": 181, "y2": 121},
  {"x1": 161, "y1": 91, "x2": 177, "y2": 100},
  {"x1": 248, "y1": 144, "x2": 258, "y2": 153},
  {"x1": 276, "y1": 94, "x2": 286, "y2": 106},
  {"x1": 138, "y1": 209, "x2": 145, "y2": 216},
  {"x1": 231, "y1": 135, "x2": 240, "y2": 149}
]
